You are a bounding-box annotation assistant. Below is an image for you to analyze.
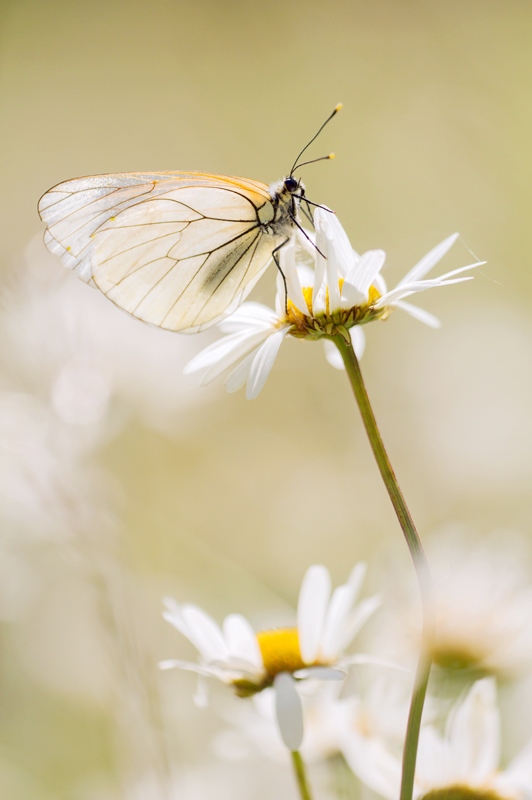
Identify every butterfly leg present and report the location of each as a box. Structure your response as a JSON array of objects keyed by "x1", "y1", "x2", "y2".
[
  {"x1": 290, "y1": 215, "x2": 326, "y2": 259},
  {"x1": 301, "y1": 201, "x2": 314, "y2": 227},
  {"x1": 271, "y1": 237, "x2": 290, "y2": 315},
  {"x1": 305, "y1": 201, "x2": 315, "y2": 227}
]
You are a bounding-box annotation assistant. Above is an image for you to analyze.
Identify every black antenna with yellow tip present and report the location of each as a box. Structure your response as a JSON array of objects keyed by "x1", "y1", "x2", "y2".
[
  {"x1": 290, "y1": 104, "x2": 342, "y2": 176},
  {"x1": 292, "y1": 153, "x2": 335, "y2": 174}
]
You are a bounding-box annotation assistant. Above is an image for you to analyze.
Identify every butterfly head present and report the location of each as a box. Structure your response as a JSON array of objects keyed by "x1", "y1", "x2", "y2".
[
  {"x1": 268, "y1": 176, "x2": 305, "y2": 207},
  {"x1": 283, "y1": 176, "x2": 301, "y2": 193}
]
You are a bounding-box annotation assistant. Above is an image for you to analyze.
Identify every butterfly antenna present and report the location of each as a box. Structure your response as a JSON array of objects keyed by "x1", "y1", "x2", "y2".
[
  {"x1": 292, "y1": 153, "x2": 335, "y2": 174},
  {"x1": 290, "y1": 104, "x2": 342, "y2": 176}
]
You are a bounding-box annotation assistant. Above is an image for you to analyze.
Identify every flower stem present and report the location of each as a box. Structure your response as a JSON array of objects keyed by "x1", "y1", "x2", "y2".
[
  {"x1": 333, "y1": 334, "x2": 434, "y2": 800},
  {"x1": 291, "y1": 751, "x2": 313, "y2": 800}
]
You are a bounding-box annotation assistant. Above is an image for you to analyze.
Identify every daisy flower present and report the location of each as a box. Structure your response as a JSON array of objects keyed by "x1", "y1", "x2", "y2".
[
  {"x1": 160, "y1": 563, "x2": 380, "y2": 751},
  {"x1": 184, "y1": 209, "x2": 483, "y2": 399},
  {"x1": 428, "y1": 532, "x2": 532, "y2": 678},
  {"x1": 340, "y1": 678, "x2": 532, "y2": 800},
  {"x1": 371, "y1": 530, "x2": 532, "y2": 680}
]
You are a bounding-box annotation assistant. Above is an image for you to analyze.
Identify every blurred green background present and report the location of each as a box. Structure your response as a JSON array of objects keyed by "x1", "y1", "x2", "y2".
[{"x1": 1, "y1": 1, "x2": 532, "y2": 798}]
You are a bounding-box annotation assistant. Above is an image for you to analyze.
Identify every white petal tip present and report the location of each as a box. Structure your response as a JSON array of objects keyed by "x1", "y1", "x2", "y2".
[{"x1": 274, "y1": 673, "x2": 304, "y2": 751}]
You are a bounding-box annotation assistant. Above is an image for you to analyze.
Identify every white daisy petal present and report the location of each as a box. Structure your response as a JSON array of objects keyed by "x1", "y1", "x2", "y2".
[
  {"x1": 297, "y1": 565, "x2": 332, "y2": 664},
  {"x1": 253, "y1": 687, "x2": 276, "y2": 720},
  {"x1": 158, "y1": 658, "x2": 188, "y2": 670},
  {"x1": 162, "y1": 609, "x2": 192, "y2": 642},
  {"x1": 312, "y1": 210, "x2": 348, "y2": 312},
  {"x1": 280, "y1": 238, "x2": 309, "y2": 315},
  {"x1": 498, "y1": 737, "x2": 532, "y2": 794},
  {"x1": 323, "y1": 339, "x2": 345, "y2": 370},
  {"x1": 395, "y1": 300, "x2": 441, "y2": 328},
  {"x1": 224, "y1": 348, "x2": 258, "y2": 393},
  {"x1": 223, "y1": 614, "x2": 264, "y2": 671},
  {"x1": 417, "y1": 725, "x2": 453, "y2": 789},
  {"x1": 211, "y1": 657, "x2": 262, "y2": 679},
  {"x1": 338, "y1": 595, "x2": 381, "y2": 653},
  {"x1": 285, "y1": 271, "x2": 310, "y2": 317},
  {"x1": 342, "y1": 654, "x2": 410, "y2": 672},
  {"x1": 162, "y1": 596, "x2": 190, "y2": 631},
  {"x1": 320, "y1": 564, "x2": 370, "y2": 660},
  {"x1": 275, "y1": 269, "x2": 286, "y2": 317},
  {"x1": 447, "y1": 678, "x2": 500, "y2": 783},
  {"x1": 376, "y1": 276, "x2": 474, "y2": 307},
  {"x1": 340, "y1": 281, "x2": 365, "y2": 310},
  {"x1": 180, "y1": 605, "x2": 229, "y2": 661},
  {"x1": 274, "y1": 672, "x2": 304, "y2": 751},
  {"x1": 435, "y1": 261, "x2": 485, "y2": 282},
  {"x1": 246, "y1": 326, "x2": 291, "y2": 400},
  {"x1": 321, "y1": 210, "x2": 356, "y2": 278},
  {"x1": 193, "y1": 674, "x2": 210, "y2": 707},
  {"x1": 218, "y1": 302, "x2": 279, "y2": 333},
  {"x1": 162, "y1": 595, "x2": 182, "y2": 614},
  {"x1": 321, "y1": 583, "x2": 357, "y2": 661},
  {"x1": 340, "y1": 730, "x2": 401, "y2": 800},
  {"x1": 341, "y1": 257, "x2": 366, "y2": 308},
  {"x1": 184, "y1": 330, "x2": 259, "y2": 374},
  {"x1": 313, "y1": 261, "x2": 327, "y2": 316},
  {"x1": 352, "y1": 326, "x2": 366, "y2": 358},
  {"x1": 344, "y1": 249, "x2": 386, "y2": 304},
  {"x1": 396, "y1": 232, "x2": 459, "y2": 287},
  {"x1": 295, "y1": 225, "x2": 317, "y2": 256},
  {"x1": 296, "y1": 264, "x2": 316, "y2": 289},
  {"x1": 326, "y1": 250, "x2": 341, "y2": 313},
  {"x1": 158, "y1": 659, "x2": 224, "y2": 679},
  {"x1": 200, "y1": 329, "x2": 272, "y2": 386},
  {"x1": 293, "y1": 666, "x2": 346, "y2": 680},
  {"x1": 346, "y1": 562, "x2": 367, "y2": 603},
  {"x1": 373, "y1": 271, "x2": 387, "y2": 295}
]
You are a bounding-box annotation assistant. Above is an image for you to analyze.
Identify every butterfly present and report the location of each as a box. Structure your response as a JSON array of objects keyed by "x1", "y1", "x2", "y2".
[{"x1": 38, "y1": 106, "x2": 340, "y2": 334}]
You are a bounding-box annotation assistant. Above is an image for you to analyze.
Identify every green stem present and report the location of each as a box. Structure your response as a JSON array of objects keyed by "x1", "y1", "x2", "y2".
[
  {"x1": 333, "y1": 334, "x2": 434, "y2": 800},
  {"x1": 291, "y1": 751, "x2": 313, "y2": 800}
]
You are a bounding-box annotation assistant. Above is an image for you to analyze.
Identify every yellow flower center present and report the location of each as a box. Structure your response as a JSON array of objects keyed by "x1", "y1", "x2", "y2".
[
  {"x1": 421, "y1": 786, "x2": 507, "y2": 800},
  {"x1": 256, "y1": 627, "x2": 306, "y2": 677},
  {"x1": 283, "y1": 280, "x2": 384, "y2": 339}
]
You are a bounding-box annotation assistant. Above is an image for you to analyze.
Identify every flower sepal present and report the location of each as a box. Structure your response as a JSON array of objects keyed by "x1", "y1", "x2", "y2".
[{"x1": 232, "y1": 677, "x2": 269, "y2": 698}]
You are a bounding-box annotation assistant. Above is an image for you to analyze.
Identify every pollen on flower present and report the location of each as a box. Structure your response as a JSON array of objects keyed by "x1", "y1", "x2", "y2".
[
  {"x1": 284, "y1": 279, "x2": 385, "y2": 340},
  {"x1": 285, "y1": 287, "x2": 314, "y2": 327},
  {"x1": 367, "y1": 285, "x2": 381, "y2": 305},
  {"x1": 256, "y1": 627, "x2": 306, "y2": 677}
]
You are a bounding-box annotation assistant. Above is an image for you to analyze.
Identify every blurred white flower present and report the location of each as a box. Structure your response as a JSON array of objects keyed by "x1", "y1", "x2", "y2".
[
  {"x1": 160, "y1": 563, "x2": 379, "y2": 751},
  {"x1": 430, "y1": 534, "x2": 532, "y2": 678},
  {"x1": 0, "y1": 238, "x2": 208, "y2": 538},
  {"x1": 0, "y1": 391, "x2": 115, "y2": 539},
  {"x1": 374, "y1": 530, "x2": 532, "y2": 679},
  {"x1": 1, "y1": 237, "x2": 206, "y2": 440},
  {"x1": 184, "y1": 211, "x2": 481, "y2": 398},
  {"x1": 214, "y1": 677, "x2": 412, "y2": 766},
  {"x1": 342, "y1": 678, "x2": 532, "y2": 800}
]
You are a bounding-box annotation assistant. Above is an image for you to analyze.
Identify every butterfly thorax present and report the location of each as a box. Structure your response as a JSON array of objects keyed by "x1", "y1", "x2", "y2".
[{"x1": 266, "y1": 177, "x2": 305, "y2": 238}]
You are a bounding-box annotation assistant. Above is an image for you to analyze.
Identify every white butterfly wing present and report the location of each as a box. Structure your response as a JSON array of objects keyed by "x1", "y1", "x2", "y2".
[{"x1": 38, "y1": 172, "x2": 280, "y2": 333}]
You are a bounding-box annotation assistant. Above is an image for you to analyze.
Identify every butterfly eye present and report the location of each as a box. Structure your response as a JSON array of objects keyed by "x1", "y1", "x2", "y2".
[{"x1": 284, "y1": 177, "x2": 299, "y2": 193}]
